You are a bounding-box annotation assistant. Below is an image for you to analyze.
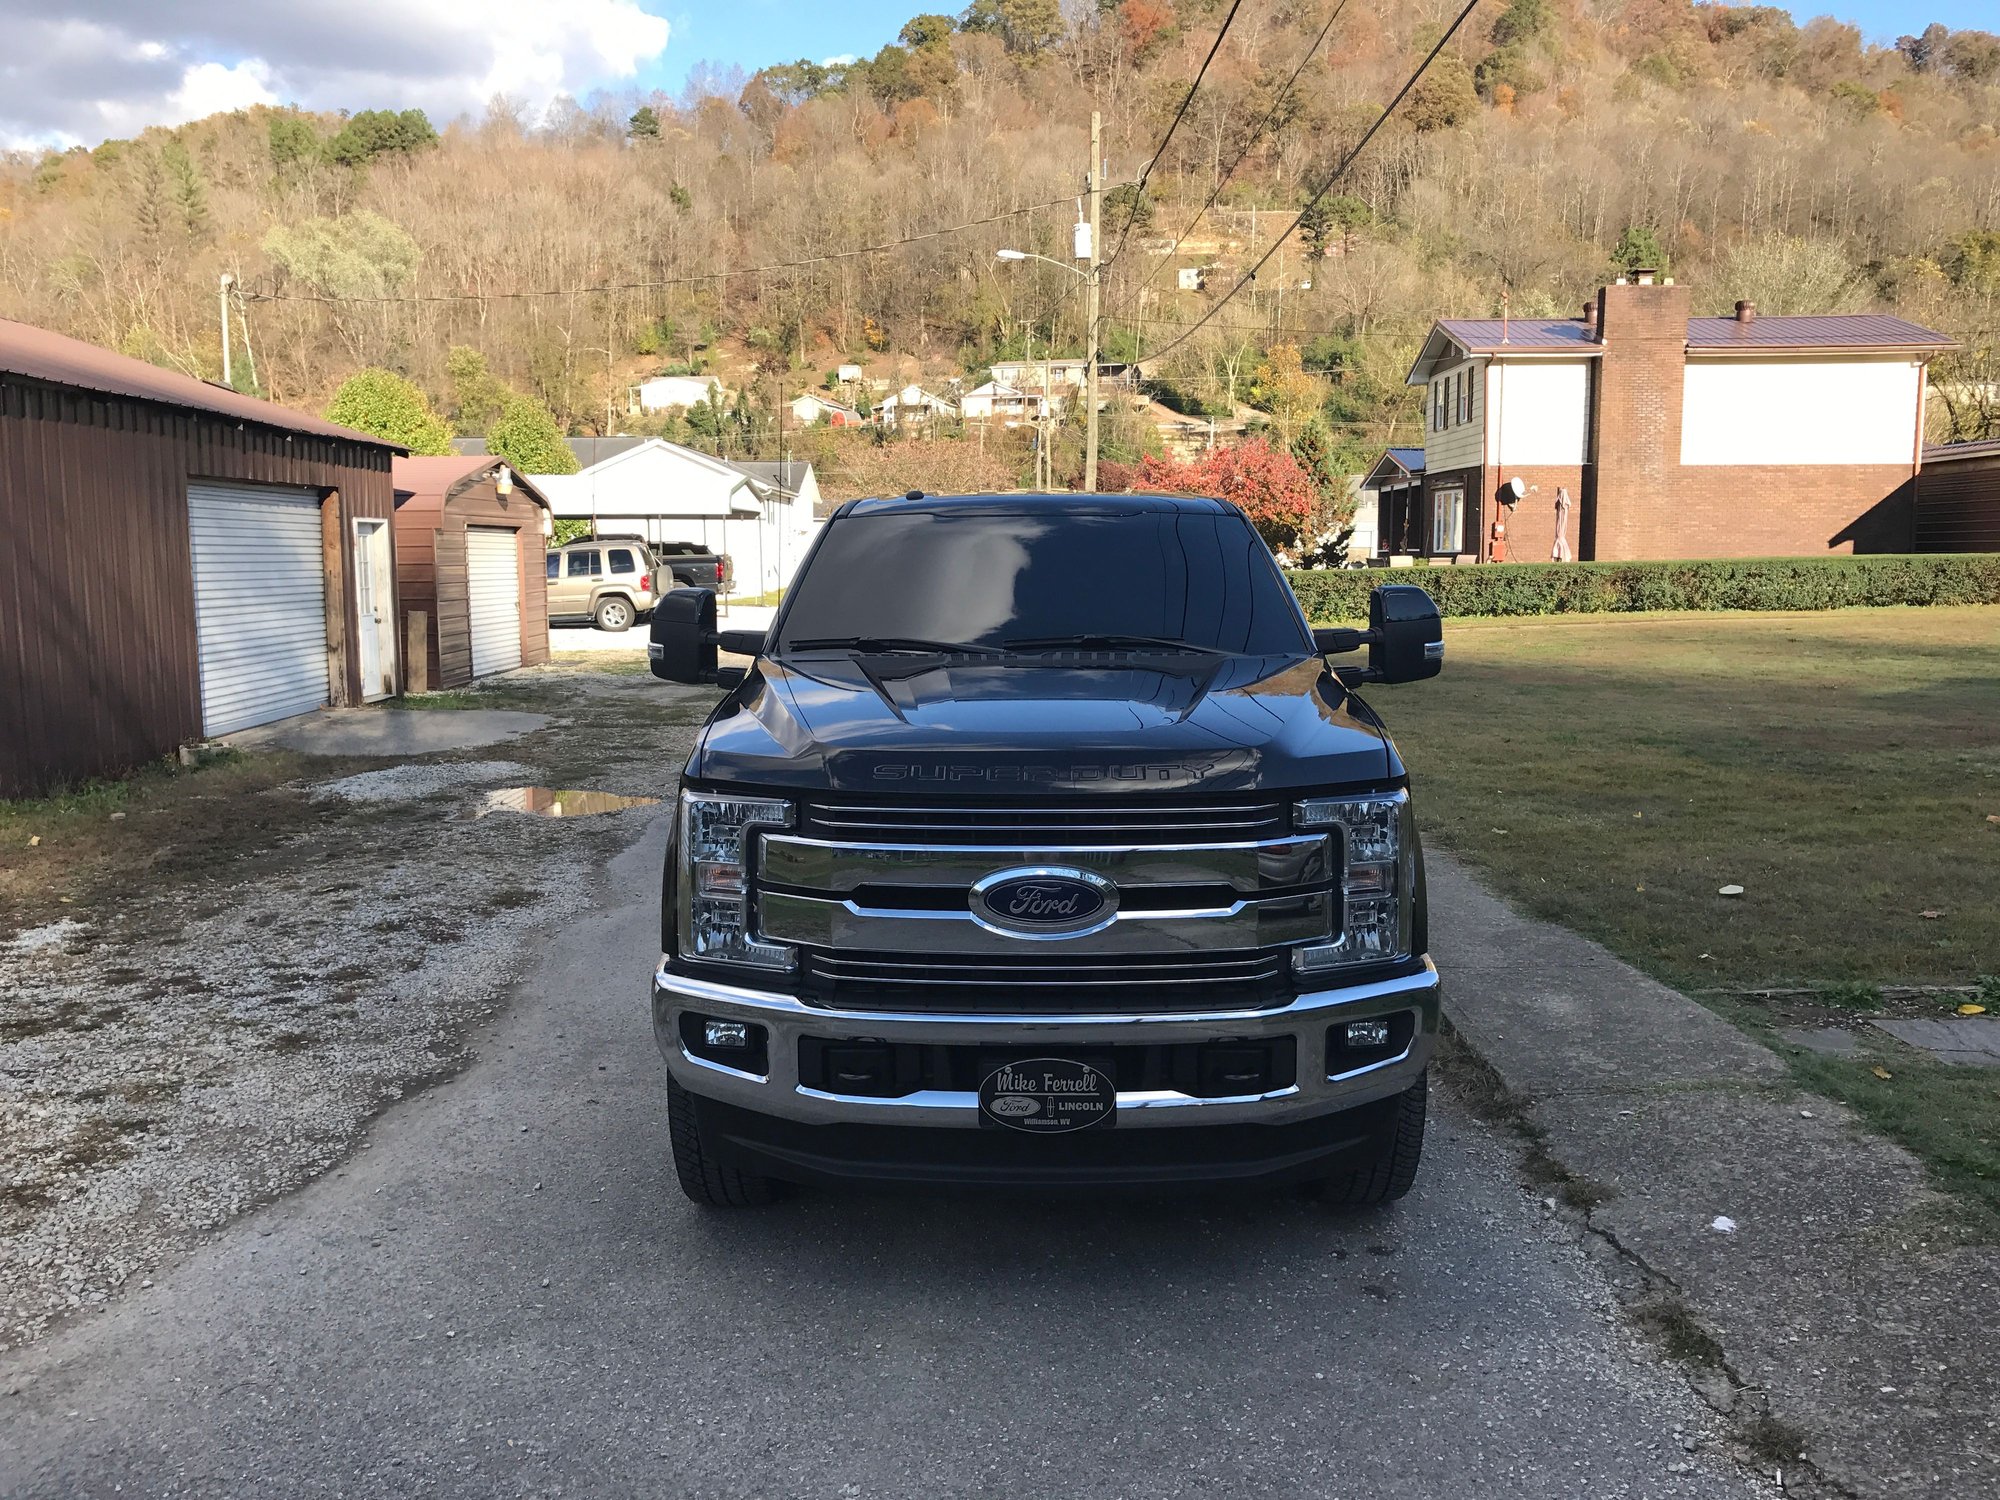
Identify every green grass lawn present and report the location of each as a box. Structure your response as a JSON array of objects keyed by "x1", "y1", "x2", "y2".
[{"x1": 1374, "y1": 606, "x2": 2000, "y2": 1228}]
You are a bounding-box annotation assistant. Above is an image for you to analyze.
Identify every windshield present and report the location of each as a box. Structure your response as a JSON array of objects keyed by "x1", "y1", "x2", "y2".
[{"x1": 776, "y1": 505, "x2": 1311, "y2": 656}]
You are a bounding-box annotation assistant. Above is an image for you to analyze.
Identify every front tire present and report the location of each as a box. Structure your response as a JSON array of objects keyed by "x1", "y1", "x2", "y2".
[
  {"x1": 595, "y1": 596, "x2": 635, "y2": 632},
  {"x1": 666, "y1": 1073, "x2": 782, "y2": 1207},
  {"x1": 1312, "y1": 1071, "x2": 1427, "y2": 1207}
]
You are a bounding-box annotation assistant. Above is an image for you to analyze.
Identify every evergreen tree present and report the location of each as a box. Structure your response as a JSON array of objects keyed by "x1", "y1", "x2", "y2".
[
  {"x1": 628, "y1": 105, "x2": 661, "y2": 139},
  {"x1": 325, "y1": 369, "x2": 453, "y2": 454},
  {"x1": 486, "y1": 395, "x2": 578, "y2": 474}
]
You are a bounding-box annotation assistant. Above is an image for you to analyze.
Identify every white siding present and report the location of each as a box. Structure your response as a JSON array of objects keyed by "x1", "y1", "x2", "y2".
[
  {"x1": 1681, "y1": 357, "x2": 1920, "y2": 466},
  {"x1": 1425, "y1": 359, "x2": 1485, "y2": 473},
  {"x1": 187, "y1": 483, "x2": 329, "y2": 736},
  {"x1": 465, "y1": 527, "x2": 522, "y2": 676},
  {"x1": 1489, "y1": 360, "x2": 1591, "y2": 466}
]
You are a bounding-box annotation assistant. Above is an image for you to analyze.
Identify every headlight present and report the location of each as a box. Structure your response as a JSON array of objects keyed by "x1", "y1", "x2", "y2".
[
  {"x1": 1289, "y1": 790, "x2": 1415, "y2": 977},
  {"x1": 678, "y1": 791, "x2": 794, "y2": 971}
]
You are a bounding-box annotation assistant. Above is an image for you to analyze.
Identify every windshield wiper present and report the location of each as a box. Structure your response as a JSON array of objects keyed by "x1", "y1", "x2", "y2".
[
  {"x1": 784, "y1": 635, "x2": 1003, "y2": 656},
  {"x1": 1001, "y1": 632, "x2": 1228, "y2": 655}
]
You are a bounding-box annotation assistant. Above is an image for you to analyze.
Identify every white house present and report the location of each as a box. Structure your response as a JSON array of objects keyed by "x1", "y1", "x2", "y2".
[
  {"x1": 876, "y1": 384, "x2": 958, "y2": 427},
  {"x1": 791, "y1": 391, "x2": 863, "y2": 427},
  {"x1": 986, "y1": 358, "x2": 1134, "y2": 391},
  {"x1": 630, "y1": 375, "x2": 720, "y2": 414},
  {"x1": 960, "y1": 380, "x2": 1056, "y2": 423},
  {"x1": 531, "y1": 439, "x2": 820, "y2": 595},
  {"x1": 835, "y1": 363, "x2": 864, "y2": 383}
]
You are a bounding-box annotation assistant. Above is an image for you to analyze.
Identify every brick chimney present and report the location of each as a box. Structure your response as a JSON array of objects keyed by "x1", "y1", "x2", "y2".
[
  {"x1": 1589, "y1": 276, "x2": 1692, "y2": 560},
  {"x1": 1582, "y1": 301, "x2": 1599, "y2": 338},
  {"x1": 1734, "y1": 299, "x2": 1756, "y2": 324}
]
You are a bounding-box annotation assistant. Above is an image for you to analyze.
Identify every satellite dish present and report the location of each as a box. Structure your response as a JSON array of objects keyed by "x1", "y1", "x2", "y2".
[{"x1": 1505, "y1": 476, "x2": 1526, "y2": 500}]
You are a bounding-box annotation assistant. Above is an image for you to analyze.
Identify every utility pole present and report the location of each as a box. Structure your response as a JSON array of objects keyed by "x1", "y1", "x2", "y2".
[
  {"x1": 217, "y1": 274, "x2": 234, "y2": 389},
  {"x1": 1083, "y1": 110, "x2": 1102, "y2": 494}
]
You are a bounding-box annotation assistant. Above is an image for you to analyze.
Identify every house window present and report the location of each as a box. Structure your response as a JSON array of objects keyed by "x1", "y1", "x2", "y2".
[
  {"x1": 1448, "y1": 373, "x2": 1458, "y2": 427},
  {"x1": 1458, "y1": 371, "x2": 1471, "y2": 424},
  {"x1": 1432, "y1": 381, "x2": 1444, "y2": 432},
  {"x1": 1431, "y1": 486, "x2": 1465, "y2": 555}
]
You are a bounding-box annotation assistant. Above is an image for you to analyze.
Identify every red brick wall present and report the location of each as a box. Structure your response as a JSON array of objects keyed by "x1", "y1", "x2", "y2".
[
  {"x1": 1581, "y1": 280, "x2": 1918, "y2": 560},
  {"x1": 1480, "y1": 464, "x2": 1590, "y2": 562}
]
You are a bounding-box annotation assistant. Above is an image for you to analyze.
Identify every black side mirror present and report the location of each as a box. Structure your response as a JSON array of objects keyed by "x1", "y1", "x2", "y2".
[
  {"x1": 649, "y1": 589, "x2": 763, "y2": 687},
  {"x1": 1368, "y1": 584, "x2": 1443, "y2": 683}
]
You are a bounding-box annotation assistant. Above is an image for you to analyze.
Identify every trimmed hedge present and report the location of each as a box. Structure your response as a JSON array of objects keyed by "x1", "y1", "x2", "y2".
[{"x1": 1284, "y1": 555, "x2": 2000, "y2": 623}]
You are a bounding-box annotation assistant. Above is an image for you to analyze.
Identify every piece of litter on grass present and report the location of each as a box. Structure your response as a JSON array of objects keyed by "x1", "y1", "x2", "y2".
[
  {"x1": 1959, "y1": 1004, "x2": 1987, "y2": 1016},
  {"x1": 1698, "y1": 952, "x2": 1712, "y2": 960},
  {"x1": 1987, "y1": 814, "x2": 2000, "y2": 826},
  {"x1": 27, "y1": 835, "x2": 39, "y2": 847},
  {"x1": 1633, "y1": 812, "x2": 1643, "y2": 819},
  {"x1": 1918, "y1": 910, "x2": 1942, "y2": 920},
  {"x1": 1800, "y1": 1110, "x2": 1815, "y2": 1119},
  {"x1": 1710, "y1": 1216, "x2": 1737, "y2": 1234},
  {"x1": 1871, "y1": 1066, "x2": 1893, "y2": 1080},
  {"x1": 1718, "y1": 884, "x2": 1744, "y2": 897},
  {"x1": 1491, "y1": 828, "x2": 1510, "y2": 835}
]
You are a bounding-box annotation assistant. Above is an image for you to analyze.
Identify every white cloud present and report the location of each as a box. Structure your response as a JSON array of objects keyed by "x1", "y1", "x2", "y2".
[
  {"x1": 818, "y1": 53, "x2": 857, "y2": 67},
  {"x1": 0, "y1": 0, "x2": 671, "y2": 149}
]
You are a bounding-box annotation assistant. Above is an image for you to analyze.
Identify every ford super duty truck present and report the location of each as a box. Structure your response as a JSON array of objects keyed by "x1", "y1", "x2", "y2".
[{"x1": 647, "y1": 491, "x2": 1443, "y2": 1206}]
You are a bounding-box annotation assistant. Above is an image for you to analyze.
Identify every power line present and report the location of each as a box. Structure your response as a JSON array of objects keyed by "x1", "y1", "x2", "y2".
[
  {"x1": 1120, "y1": 0, "x2": 1350, "y2": 313},
  {"x1": 1103, "y1": 0, "x2": 1247, "y2": 270},
  {"x1": 1131, "y1": 0, "x2": 1485, "y2": 368},
  {"x1": 241, "y1": 191, "x2": 1095, "y2": 307}
]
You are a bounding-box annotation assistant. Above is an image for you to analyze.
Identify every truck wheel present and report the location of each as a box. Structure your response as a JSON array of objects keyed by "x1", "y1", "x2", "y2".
[
  {"x1": 666, "y1": 1073, "x2": 782, "y2": 1207},
  {"x1": 595, "y1": 596, "x2": 635, "y2": 632},
  {"x1": 1312, "y1": 1071, "x2": 1427, "y2": 1207}
]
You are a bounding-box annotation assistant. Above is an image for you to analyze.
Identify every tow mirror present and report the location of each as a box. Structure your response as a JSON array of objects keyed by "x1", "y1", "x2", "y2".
[
  {"x1": 1311, "y1": 585, "x2": 1442, "y2": 684},
  {"x1": 1368, "y1": 584, "x2": 1443, "y2": 683},
  {"x1": 649, "y1": 589, "x2": 760, "y2": 688}
]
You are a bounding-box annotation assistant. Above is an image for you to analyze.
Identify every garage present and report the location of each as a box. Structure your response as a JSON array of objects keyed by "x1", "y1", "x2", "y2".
[
  {"x1": 391, "y1": 456, "x2": 551, "y2": 690},
  {"x1": 1, "y1": 315, "x2": 402, "y2": 797},
  {"x1": 187, "y1": 483, "x2": 330, "y2": 735},
  {"x1": 466, "y1": 527, "x2": 524, "y2": 676}
]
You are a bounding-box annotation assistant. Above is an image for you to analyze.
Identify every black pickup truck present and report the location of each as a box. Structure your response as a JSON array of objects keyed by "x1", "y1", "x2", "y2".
[{"x1": 647, "y1": 491, "x2": 1443, "y2": 1206}]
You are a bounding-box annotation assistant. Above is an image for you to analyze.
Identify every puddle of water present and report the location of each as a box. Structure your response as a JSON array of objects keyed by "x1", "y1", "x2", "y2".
[{"x1": 474, "y1": 787, "x2": 660, "y2": 819}]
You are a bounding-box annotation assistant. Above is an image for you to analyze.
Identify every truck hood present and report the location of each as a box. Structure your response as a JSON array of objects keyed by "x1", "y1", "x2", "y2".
[{"x1": 688, "y1": 654, "x2": 1398, "y2": 794}]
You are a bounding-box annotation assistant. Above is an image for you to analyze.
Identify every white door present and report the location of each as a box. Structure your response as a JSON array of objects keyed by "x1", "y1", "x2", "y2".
[
  {"x1": 465, "y1": 527, "x2": 522, "y2": 677},
  {"x1": 353, "y1": 518, "x2": 396, "y2": 701},
  {"x1": 188, "y1": 482, "x2": 329, "y2": 736}
]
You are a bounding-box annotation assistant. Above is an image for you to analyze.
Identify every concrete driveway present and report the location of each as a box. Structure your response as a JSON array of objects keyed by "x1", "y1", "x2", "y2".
[{"x1": 0, "y1": 816, "x2": 1754, "y2": 1500}]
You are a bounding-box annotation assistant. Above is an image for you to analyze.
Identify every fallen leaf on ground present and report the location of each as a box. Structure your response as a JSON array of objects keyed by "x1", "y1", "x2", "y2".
[
  {"x1": 27, "y1": 835, "x2": 39, "y2": 847},
  {"x1": 1988, "y1": 814, "x2": 2000, "y2": 826},
  {"x1": 1718, "y1": 884, "x2": 1745, "y2": 897},
  {"x1": 1919, "y1": 910, "x2": 1942, "y2": 920},
  {"x1": 1959, "y1": 1004, "x2": 1988, "y2": 1016},
  {"x1": 1871, "y1": 1066, "x2": 1893, "y2": 1080}
]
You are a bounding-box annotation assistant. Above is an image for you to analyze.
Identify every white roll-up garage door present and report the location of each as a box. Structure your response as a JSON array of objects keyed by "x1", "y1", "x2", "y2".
[
  {"x1": 465, "y1": 527, "x2": 523, "y2": 677},
  {"x1": 188, "y1": 483, "x2": 329, "y2": 736}
]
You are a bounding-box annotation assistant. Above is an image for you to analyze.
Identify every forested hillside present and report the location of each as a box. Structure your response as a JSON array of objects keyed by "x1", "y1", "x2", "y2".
[{"x1": 2, "y1": 0, "x2": 1996, "y2": 480}]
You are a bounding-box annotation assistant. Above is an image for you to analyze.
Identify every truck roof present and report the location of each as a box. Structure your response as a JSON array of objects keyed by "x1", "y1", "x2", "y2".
[{"x1": 836, "y1": 491, "x2": 1237, "y2": 519}]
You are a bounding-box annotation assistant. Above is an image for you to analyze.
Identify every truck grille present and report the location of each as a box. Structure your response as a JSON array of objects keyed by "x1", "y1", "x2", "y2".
[
  {"x1": 761, "y1": 793, "x2": 1328, "y2": 1014},
  {"x1": 797, "y1": 795, "x2": 1287, "y2": 846},
  {"x1": 799, "y1": 949, "x2": 1290, "y2": 1013}
]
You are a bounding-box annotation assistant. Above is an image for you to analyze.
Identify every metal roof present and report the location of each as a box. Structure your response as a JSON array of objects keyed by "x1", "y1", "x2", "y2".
[
  {"x1": 1923, "y1": 437, "x2": 2000, "y2": 464},
  {"x1": 1686, "y1": 314, "x2": 1953, "y2": 351},
  {"x1": 0, "y1": 316, "x2": 400, "y2": 447},
  {"x1": 392, "y1": 455, "x2": 551, "y2": 515},
  {"x1": 1361, "y1": 448, "x2": 1426, "y2": 489},
  {"x1": 728, "y1": 459, "x2": 814, "y2": 496},
  {"x1": 1435, "y1": 318, "x2": 1599, "y2": 352}
]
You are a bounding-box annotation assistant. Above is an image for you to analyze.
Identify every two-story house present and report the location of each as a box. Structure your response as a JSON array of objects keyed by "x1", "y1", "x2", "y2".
[{"x1": 1366, "y1": 274, "x2": 1954, "y2": 563}]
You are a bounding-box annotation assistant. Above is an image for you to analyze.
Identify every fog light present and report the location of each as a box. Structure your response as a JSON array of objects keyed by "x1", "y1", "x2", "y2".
[
  {"x1": 703, "y1": 1019, "x2": 753, "y2": 1049},
  {"x1": 1344, "y1": 1018, "x2": 1393, "y2": 1048}
]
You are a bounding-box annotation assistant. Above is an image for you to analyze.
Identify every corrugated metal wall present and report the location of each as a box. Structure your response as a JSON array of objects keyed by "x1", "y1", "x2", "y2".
[
  {"x1": 1915, "y1": 456, "x2": 2000, "y2": 553},
  {"x1": 0, "y1": 378, "x2": 395, "y2": 796},
  {"x1": 393, "y1": 477, "x2": 549, "y2": 690}
]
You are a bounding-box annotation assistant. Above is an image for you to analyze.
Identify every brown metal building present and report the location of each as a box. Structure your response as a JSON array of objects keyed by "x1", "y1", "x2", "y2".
[
  {"x1": 1915, "y1": 439, "x2": 2000, "y2": 553},
  {"x1": 1, "y1": 317, "x2": 405, "y2": 797},
  {"x1": 392, "y1": 456, "x2": 552, "y2": 690}
]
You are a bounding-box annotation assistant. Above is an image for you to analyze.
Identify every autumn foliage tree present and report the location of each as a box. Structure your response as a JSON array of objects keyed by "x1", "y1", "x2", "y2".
[{"x1": 1133, "y1": 440, "x2": 1317, "y2": 551}]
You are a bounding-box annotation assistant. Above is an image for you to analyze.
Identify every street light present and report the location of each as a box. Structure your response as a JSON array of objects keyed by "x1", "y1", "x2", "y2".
[{"x1": 995, "y1": 234, "x2": 1102, "y2": 493}]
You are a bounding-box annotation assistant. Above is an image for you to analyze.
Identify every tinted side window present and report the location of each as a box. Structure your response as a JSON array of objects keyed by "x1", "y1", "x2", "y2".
[
  {"x1": 546, "y1": 554, "x2": 560, "y2": 580},
  {"x1": 609, "y1": 548, "x2": 636, "y2": 575},
  {"x1": 567, "y1": 550, "x2": 600, "y2": 578}
]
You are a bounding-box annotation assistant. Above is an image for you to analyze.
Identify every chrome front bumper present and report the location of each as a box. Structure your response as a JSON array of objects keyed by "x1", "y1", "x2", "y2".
[{"x1": 651, "y1": 961, "x2": 1439, "y2": 1129}]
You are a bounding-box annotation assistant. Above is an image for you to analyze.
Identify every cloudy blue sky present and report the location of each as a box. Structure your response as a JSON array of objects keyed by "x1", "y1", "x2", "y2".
[{"x1": 2, "y1": 0, "x2": 1990, "y2": 151}]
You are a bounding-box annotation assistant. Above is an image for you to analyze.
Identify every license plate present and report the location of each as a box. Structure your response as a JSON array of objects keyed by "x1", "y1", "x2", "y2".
[{"x1": 978, "y1": 1057, "x2": 1116, "y2": 1133}]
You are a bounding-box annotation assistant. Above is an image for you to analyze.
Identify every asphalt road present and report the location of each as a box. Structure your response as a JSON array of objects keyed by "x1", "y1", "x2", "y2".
[{"x1": 1, "y1": 816, "x2": 1756, "y2": 1500}]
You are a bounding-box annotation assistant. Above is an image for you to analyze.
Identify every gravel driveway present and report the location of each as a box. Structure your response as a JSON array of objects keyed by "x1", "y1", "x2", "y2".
[{"x1": 1, "y1": 812, "x2": 1759, "y2": 1499}]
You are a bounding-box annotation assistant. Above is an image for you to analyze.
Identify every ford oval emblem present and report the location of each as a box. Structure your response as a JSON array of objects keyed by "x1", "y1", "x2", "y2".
[{"x1": 969, "y1": 866, "x2": 1119, "y2": 939}]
